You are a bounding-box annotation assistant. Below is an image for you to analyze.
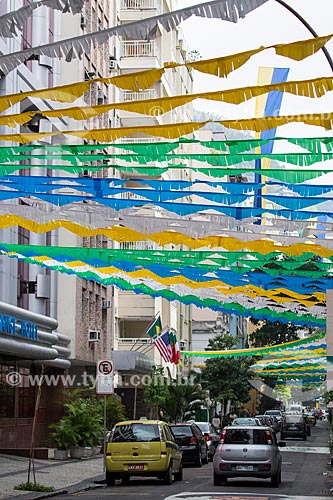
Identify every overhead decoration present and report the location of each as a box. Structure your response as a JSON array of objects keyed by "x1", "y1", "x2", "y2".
[
  {"x1": 0, "y1": 135, "x2": 332, "y2": 156},
  {"x1": 182, "y1": 333, "x2": 326, "y2": 358},
  {"x1": 0, "y1": 0, "x2": 269, "y2": 74},
  {"x1": 0, "y1": 245, "x2": 326, "y2": 326},
  {"x1": 4, "y1": 175, "x2": 333, "y2": 216},
  {"x1": 2, "y1": 76, "x2": 333, "y2": 127},
  {"x1": 1, "y1": 113, "x2": 333, "y2": 144},
  {"x1": 0, "y1": 33, "x2": 332, "y2": 111},
  {"x1": 0, "y1": 0, "x2": 85, "y2": 38},
  {"x1": 2, "y1": 203, "x2": 333, "y2": 251}
]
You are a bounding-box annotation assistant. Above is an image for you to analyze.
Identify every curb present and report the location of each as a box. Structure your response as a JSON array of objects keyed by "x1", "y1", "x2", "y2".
[{"x1": 6, "y1": 474, "x2": 105, "y2": 500}]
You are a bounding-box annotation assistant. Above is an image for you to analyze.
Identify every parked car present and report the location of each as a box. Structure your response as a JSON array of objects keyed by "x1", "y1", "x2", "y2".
[
  {"x1": 169, "y1": 423, "x2": 208, "y2": 467},
  {"x1": 280, "y1": 414, "x2": 307, "y2": 440},
  {"x1": 264, "y1": 409, "x2": 283, "y2": 428},
  {"x1": 232, "y1": 417, "x2": 260, "y2": 426},
  {"x1": 304, "y1": 411, "x2": 316, "y2": 426},
  {"x1": 194, "y1": 422, "x2": 220, "y2": 461},
  {"x1": 213, "y1": 425, "x2": 285, "y2": 487},
  {"x1": 256, "y1": 415, "x2": 279, "y2": 433},
  {"x1": 105, "y1": 420, "x2": 183, "y2": 486}
]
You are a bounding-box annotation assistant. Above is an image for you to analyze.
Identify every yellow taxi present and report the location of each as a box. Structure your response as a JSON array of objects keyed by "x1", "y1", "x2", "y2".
[
  {"x1": 304, "y1": 412, "x2": 316, "y2": 426},
  {"x1": 105, "y1": 420, "x2": 183, "y2": 486}
]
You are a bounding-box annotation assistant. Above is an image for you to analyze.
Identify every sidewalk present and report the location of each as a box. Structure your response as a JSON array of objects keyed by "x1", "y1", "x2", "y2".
[{"x1": 0, "y1": 452, "x2": 105, "y2": 500}]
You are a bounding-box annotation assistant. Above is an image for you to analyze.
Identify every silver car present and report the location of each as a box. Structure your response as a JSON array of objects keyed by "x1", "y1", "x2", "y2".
[
  {"x1": 213, "y1": 425, "x2": 285, "y2": 487},
  {"x1": 194, "y1": 422, "x2": 220, "y2": 460}
]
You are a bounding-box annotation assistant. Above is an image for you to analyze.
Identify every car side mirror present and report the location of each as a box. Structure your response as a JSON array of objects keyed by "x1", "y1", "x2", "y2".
[{"x1": 278, "y1": 441, "x2": 286, "y2": 447}]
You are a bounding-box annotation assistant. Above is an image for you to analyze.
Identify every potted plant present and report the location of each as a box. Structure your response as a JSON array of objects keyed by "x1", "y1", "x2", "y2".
[
  {"x1": 64, "y1": 398, "x2": 103, "y2": 459},
  {"x1": 49, "y1": 418, "x2": 77, "y2": 460}
]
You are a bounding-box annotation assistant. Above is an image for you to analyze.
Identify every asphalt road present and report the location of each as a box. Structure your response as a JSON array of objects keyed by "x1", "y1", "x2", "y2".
[{"x1": 53, "y1": 419, "x2": 332, "y2": 500}]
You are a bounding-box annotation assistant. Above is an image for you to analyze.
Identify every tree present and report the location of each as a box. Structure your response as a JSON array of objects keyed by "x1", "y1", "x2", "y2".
[
  {"x1": 200, "y1": 334, "x2": 253, "y2": 415},
  {"x1": 143, "y1": 366, "x2": 169, "y2": 419},
  {"x1": 163, "y1": 373, "x2": 208, "y2": 423},
  {"x1": 250, "y1": 319, "x2": 300, "y2": 347}
]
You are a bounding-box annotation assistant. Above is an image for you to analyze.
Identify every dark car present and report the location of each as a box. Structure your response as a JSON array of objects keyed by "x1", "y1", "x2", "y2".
[
  {"x1": 256, "y1": 415, "x2": 279, "y2": 433},
  {"x1": 170, "y1": 423, "x2": 208, "y2": 466},
  {"x1": 194, "y1": 422, "x2": 220, "y2": 460},
  {"x1": 281, "y1": 414, "x2": 307, "y2": 440}
]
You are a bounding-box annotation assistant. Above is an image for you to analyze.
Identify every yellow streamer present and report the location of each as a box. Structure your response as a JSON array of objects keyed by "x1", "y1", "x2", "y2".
[
  {"x1": 0, "y1": 34, "x2": 331, "y2": 113},
  {"x1": 3, "y1": 76, "x2": 333, "y2": 127},
  {"x1": 1, "y1": 215, "x2": 333, "y2": 260}
]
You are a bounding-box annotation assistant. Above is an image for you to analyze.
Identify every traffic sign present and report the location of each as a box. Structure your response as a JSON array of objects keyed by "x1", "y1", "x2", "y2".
[{"x1": 96, "y1": 359, "x2": 114, "y2": 394}]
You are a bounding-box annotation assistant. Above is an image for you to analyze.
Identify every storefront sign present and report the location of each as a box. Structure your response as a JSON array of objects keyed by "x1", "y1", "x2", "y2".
[{"x1": 0, "y1": 314, "x2": 38, "y2": 340}]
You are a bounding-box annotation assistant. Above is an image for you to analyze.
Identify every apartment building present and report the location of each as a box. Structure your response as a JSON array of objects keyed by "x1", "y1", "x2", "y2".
[
  {"x1": 57, "y1": 0, "x2": 194, "y2": 392},
  {"x1": 0, "y1": 2, "x2": 72, "y2": 451}
]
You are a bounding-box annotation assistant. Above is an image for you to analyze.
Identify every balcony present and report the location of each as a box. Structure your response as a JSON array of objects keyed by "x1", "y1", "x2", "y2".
[
  {"x1": 118, "y1": 293, "x2": 156, "y2": 318},
  {"x1": 119, "y1": 40, "x2": 161, "y2": 70},
  {"x1": 121, "y1": 89, "x2": 156, "y2": 101},
  {"x1": 119, "y1": 0, "x2": 161, "y2": 23}
]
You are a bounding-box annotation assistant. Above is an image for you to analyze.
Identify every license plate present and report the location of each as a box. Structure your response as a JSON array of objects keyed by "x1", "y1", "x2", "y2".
[
  {"x1": 128, "y1": 464, "x2": 144, "y2": 471},
  {"x1": 236, "y1": 465, "x2": 254, "y2": 471}
]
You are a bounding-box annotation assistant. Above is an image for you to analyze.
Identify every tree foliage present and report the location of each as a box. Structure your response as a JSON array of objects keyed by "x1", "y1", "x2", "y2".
[
  {"x1": 249, "y1": 319, "x2": 300, "y2": 347},
  {"x1": 163, "y1": 373, "x2": 208, "y2": 423},
  {"x1": 200, "y1": 334, "x2": 253, "y2": 411}
]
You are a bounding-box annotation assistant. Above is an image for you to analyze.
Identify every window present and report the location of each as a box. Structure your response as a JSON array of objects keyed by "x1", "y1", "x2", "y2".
[
  {"x1": 225, "y1": 429, "x2": 270, "y2": 445},
  {"x1": 0, "y1": 365, "x2": 36, "y2": 418},
  {"x1": 112, "y1": 424, "x2": 160, "y2": 443},
  {"x1": 0, "y1": 365, "x2": 15, "y2": 417}
]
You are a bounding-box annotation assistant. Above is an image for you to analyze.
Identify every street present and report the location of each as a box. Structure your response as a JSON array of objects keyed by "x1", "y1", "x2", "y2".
[{"x1": 53, "y1": 420, "x2": 332, "y2": 500}]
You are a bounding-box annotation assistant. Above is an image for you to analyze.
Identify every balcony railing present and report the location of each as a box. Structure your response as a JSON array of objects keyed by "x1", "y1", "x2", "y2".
[
  {"x1": 121, "y1": 40, "x2": 158, "y2": 58},
  {"x1": 121, "y1": 89, "x2": 156, "y2": 101},
  {"x1": 121, "y1": 0, "x2": 158, "y2": 10}
]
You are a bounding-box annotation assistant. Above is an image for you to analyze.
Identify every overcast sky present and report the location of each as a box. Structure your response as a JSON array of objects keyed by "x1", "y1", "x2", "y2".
[{"x1": 178, "y1": 0, "x2": 333, "y2": 143}]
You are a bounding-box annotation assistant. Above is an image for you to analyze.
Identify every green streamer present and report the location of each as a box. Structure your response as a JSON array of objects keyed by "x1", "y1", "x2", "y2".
[{"x1": 0, "y1": 249, "x2": 325, "y2": 327}]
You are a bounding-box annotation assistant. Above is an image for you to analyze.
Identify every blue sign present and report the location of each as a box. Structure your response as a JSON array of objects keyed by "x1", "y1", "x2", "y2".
[{"x1": 0, "y1": 314, "x2": 38, "y2": 340}]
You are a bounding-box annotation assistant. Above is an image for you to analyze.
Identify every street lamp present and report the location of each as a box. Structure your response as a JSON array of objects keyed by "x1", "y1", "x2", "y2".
[{"x1": 275, "y1": 0, "x2": 333, "y2": 72}]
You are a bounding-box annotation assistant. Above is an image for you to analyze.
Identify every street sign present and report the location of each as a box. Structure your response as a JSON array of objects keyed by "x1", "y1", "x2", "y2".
[{"x1": 96, "y1": 359, "x2": 114, "y2": 394}]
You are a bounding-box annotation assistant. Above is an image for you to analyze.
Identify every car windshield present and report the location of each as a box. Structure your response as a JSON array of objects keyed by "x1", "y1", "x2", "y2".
[
  {"x1": 266, "y1": 410, "x2": 281, "y2": 415},
  {"x1": 111, "y1": 424, "x2": 160, "y2": 443},
  {"x1": 233, "y1": 418, "x2": 257, "y2": 425},
  {"x1": 225, "y1": 429, "x2": 270, "y2": 445},
  {"x1": 170, "y1": 425, "x2": 193, "y2": 436},
  {"x1": 284, "y1": 415, "x2": 303, "y2": 423}
]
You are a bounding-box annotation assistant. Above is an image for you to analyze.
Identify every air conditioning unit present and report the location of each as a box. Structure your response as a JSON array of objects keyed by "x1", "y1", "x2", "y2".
[
  {"x1": 97, "y1": 89, "x2": 104, "y2": 101},
  {"x1": 89, "y1": 330, "x2": 101, "y2": 342},
  {"x1": 179, "y1": 340, "x2": 187, "y2": 350},
  {"x1": 102, "y1": 299, "x2": 111, "y2": 309},
  {"x1": 109, "y1": 58, "x2": 117, "y2": 70},
  {"x1": 80, "y1": 15, "x2": 87, "y2": 28}
]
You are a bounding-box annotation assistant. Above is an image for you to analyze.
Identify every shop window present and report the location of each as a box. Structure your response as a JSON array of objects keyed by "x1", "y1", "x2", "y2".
[
  {"x1": 0, "y1": 365, "x2": 16, "y2": 418},
  {"x1": 0, "y1": 366, "x2": 36, "y2": 418}
]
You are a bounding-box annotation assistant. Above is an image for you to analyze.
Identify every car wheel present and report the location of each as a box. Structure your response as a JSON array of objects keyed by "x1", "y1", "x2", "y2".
[
  {"x1": 213, "y1": 471, "x2": 223, "y2": 486},
  {"x1": 303, "y1": 433, "x2": 307, "y2": 441},
  {"x1": 280, "y1": 433, "x2": 285, "y2": 440},
  {"x1": 271, "y1": 469, "x2": 280, "y2": 488},
  {"x1": 174, "y1": 463, "x2": 183, "y2": 481},
  {"x1": 106, "y1": 471, "x2": 116, "y2": 487},
  {"x1": 163, "y1": 464, "x2": 173, "y2": 485},
  {"x1": 196, "y1": 452, "x2": 202, "y2": 467},
  {"x1": 203, "y1": 450, "x2": 209, "y2": 465},
  {"x1": 122, "y1": 475, "x2": 130, "y2": 485}
]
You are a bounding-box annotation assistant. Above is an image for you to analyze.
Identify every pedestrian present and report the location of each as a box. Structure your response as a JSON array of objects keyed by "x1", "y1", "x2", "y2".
[{"x1": 212, "y1": 413, "x2": 220, "y2": 430}]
